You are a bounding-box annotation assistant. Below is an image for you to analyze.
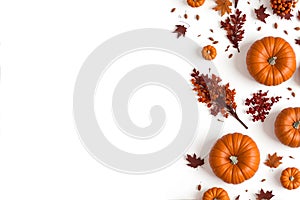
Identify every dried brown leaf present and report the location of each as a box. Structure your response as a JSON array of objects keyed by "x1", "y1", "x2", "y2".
[
  {"x1": 213, "y1": 0, "x2": 232, "y2": 16},
  {"x1": 186, "y1": 153, "x2": 204, "y2": 168},
  {"x1": 264, "y1": 153, "x2": 282, "y2": 168}
]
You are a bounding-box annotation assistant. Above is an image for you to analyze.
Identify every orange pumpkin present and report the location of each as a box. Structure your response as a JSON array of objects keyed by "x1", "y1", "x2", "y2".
[
  {"x1": 246, "y1": 36, "x2": 296, "y2": 86},
  {"x1": 202, "y1": 187, "x2": 229, "y2": 200},
  {"x1": 274, "y1": 107, "x2": 300, "y2": 147},
  {"x1": 202, "y1": 45, "x2": 217, "y2": 60},
  {"x1": 280, "y1": 167, "x2": 300, "y2": 190},
  {"x1": 187, "y1": 0, "x2": 205, "y2": 7},
  {"x1": 209, "y1": 133, "x2": 260, "y2": 184}
]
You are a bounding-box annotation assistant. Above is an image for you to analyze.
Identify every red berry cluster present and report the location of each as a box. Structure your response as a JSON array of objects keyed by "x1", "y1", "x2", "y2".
[{"x1": 245, "y1": 90, "x2": 281, "y2": 122}]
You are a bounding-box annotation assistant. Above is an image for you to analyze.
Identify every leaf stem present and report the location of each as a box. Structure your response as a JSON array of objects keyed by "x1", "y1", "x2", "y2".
[{"x1": 227, "y1": 105, "x2": 248, "y2": 129}]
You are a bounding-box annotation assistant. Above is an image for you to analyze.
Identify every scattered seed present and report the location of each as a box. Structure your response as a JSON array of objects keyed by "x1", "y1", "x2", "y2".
[
  {"x1": 247, "y1": 1, "x2": 250, "y2": 4},
  {"x1": 295, "y1": 27, "x2": 300, "y2": 31},
  {"x1": 287, "y1": 87, "x2": 293, "y2": 91},
  {"x1": 208, "y1": 37, "x2": 214, "y2": 41},
  {"x1": 195, "y1": 14, "x2": 200, "y2": 20},
  {"x1": 235, "y1": 195, "x2": 240, "y2": 200},
  {"x1": 197, "y1": 184, "x2": 202, "y2": 191},
  {"x1": 289, "y1": 155, "x2": 295, "y2": 159},
  {"x1": 257, "y1": 27, "x2": 261, "y2": 31},
  {"x1": 287, "y1": 98, "x2": 290, "y2": 100},
  {"x1": 261, "y1": 179, "x2": 266, "y2": 182},
  {"x1": 245, "y1": 189, "x2": 248, "y2": 192},
  {"x1": 213, "y1": 41, "x2": 219, "y2": 44},
  {"x1": 284, "y1": 30, "x2": 288, "y2": 35},
  {"x1": 292, "y1": 92, "x2": 296, "y2": 97},
  {"x1": 184, "y1": 13, "x2": 188, "y2": 19},
  {"x1": 274, "y1": 23, "x2": 278, "y2": 29},
  {"x1": 217, "y1": 119, "x2": 224, "y2": 122},
  {"x1": 171, "y1": 8, "x2": 176, "y2": 13},
  {"x1": 228, "y1": 54, "x2": 233, "y2": 59},
  {"x1": 210, "y1": 29, "x2": 214, "y2": 33},
  {"x1": 225, "y1": 45, "x2": 230, "y2": 52},
  {"x1": 197, "y1": 34, "x2": 201, "y2": 37}
]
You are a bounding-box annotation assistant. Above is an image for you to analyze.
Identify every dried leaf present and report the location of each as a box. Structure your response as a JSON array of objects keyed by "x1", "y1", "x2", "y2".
[
  {"x1": 213, "y1": 0, "x2": 232, "y2": 16},
  {"x1": 173, "y1": 25, "x2": 187, "y2": 38},
  {"x1": 186, "y1": 153, "x2": 204, "y2": 168},
  {"x1": 256, "y1": 189, "x2": 274, "y2": 200},
  {"x1": 264, "y1": 153, "x2": 282, "y2": 168},
  {"x1": 295, "y1": 39, "x2": 300, "y2": 45},
  {"x1": 255, "y1": 5, "x2": 270, "y2": 23},
  {"x1": 221, "y1": 9, "x2": 246, "y2": 52}
]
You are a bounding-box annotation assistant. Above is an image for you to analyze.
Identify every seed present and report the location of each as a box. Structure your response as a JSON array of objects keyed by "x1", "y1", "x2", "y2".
[
  {"x1": 261, "y1": 179, "x2": 266, "y2": 182},
  {"x1": 208, "y1": 37, "x2": 214, "y2": 41},
  {"x1": 197, "y1": 185, "x2": 201, "y2": 191},
  {"x1": 295, "y1": 27, "x2": 300, "y2": 31},
  {"x1": 213, "y1": 41, "x2": 219, "y2": 44},
  {"x1": 274, "y1": 23, "x2": 278, "y2": 29},
  {"x1": 287, "y1": 87, "x2": 292, "y2": 91},
  {"x1": 257, "y1": 26, "x2": 261, "y2": 31},
  {"x1": 284, "y1": 30, "x2": 288, "y2": 35},
  {"x1": 292, "y1": 92, "x2": 296, "y2": 97},
  {"x1": 171, "y1": 8, "x2": 176, "y2": 13},
  {"x1": 195, "y1": 14, "x2": 200, "y2": 20},
  {"x1": 184, "y1": 13, "x2": 188, "y2": 19},
  {"x1": 210, "y1": 29, "x2": 214, "y2": 33},
  {"x1": 228, "y1": 54, "x2": 233, "y2": 59}
]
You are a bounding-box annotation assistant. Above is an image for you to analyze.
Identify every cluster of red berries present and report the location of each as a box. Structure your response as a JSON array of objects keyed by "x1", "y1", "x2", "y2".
[
  {"x1": 270, "y1": 0, "x2": 297, "y2": 19},
  {"x1": 245, "y1": 90, "x2": 281, "y2": 122}
]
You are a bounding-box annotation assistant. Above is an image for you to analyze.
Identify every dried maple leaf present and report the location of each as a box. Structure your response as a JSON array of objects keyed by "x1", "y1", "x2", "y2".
[
  {"x1": 213, "y1": 0, "x2": 232, "y2": 16},
  {"x1": 186, "y1": 153, "x2": 204, "y2": 168},
  {"x1": 173, "y1": 25, "x2": 187, "y2": 38},
  {"x1": 256, "y1": 189, "x2": 274, "y2": 200},
  {"x1": 295, "y1": 39, "x2": 300, "y2": 45},
  {"x1": 255, "y1": 5, "x2": 270, "y2": 23},
  {"x1": 264, "y1": 153, "x2": 282, "y2": 168},
  {"x1": 221, "y1": 9, "x2": 246, "y2": 52}
]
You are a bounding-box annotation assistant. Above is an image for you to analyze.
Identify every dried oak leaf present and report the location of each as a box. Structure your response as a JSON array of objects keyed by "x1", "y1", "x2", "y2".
[
  {"x1": 213, "y1": 0, "x2": 232, "y2": 16},
  {"x1": 256, "y1": 189, "x2": 274, "y2": 200},
  {"x1": 255, "y1": 5, "x2": 270, "y2": 23},
  {"x1": 295, "y1": 39, "x2": 300, "y2": 45},
  {"x1": 264, "y1": 153, "x2": 282, "y2": 168},
  {"x1": 173, "y1": 25, "x2": 187, "y2": 38},
  {"x1": 221, "y1": 9, "x2": 246, "y2": 52},
  {"x1": 186, "y1": 153, "x2": 204, "y2": 168}
]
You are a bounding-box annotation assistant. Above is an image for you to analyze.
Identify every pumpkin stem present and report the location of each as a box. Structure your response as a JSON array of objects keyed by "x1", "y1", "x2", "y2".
[
  {"x1": 268, "y1": 56, "x2": 277, "y2": 65},
  {"x1": 230, "y1": 156, "x2": 238, "y2": 165},
  {"x1": 293, "y1": 121, "x2": 300, "y2": 129},
  {"x1": 289, "y1": 176, "x2": 295, "y2": 181}
]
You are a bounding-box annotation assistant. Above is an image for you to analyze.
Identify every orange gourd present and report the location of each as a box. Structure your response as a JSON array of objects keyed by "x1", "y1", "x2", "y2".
[
  {"x1": 202, "y1": 187, "x2": 229, "y2": 200},
  {"x1": 246, "y1": 36, "x2": 296, "y2": 86},
  {"x1": 209, "y1": 133, "x2": 260, "y2": 184},
  {"x1": 202, "y1": 45, "x2": 217, "y2": 60},
  {"x1": 274, "y1": 107, "x2": 300, "y2": 147},
  {"x1": 187, "y1": 0, "x2": 205, "y2": 7},
  {"x1": 280, "y1": 167, "x2": 300, "y2": 190}
]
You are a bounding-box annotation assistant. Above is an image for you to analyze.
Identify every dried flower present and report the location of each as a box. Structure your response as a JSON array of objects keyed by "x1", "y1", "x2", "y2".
[
  {"x1": 191, "y1": 69, "x2": 248, "y2": 129},
  {"x1": 245, "y1": 90, "x2": 281, "y2": 122}
]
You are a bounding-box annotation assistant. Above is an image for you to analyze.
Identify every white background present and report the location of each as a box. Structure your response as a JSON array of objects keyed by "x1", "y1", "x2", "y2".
[{"x1": 1, "y1": 0, "x2": 300, "y2": 199}]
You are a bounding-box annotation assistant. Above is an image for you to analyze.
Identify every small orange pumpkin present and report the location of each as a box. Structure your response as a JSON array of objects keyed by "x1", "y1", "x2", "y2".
[
  {"x1": 246, "y1": 36, "x2": 296, "y2": 86},
  {"x1": 202, "y1": 45, "x2": 217, "y2": 60},
  {"x1": 274, "y1": 107, "x2": 300, "y2": 147},
  {"x1": 202, "y1": 187, "x2": 229, "y2": 200},
  {"x1": 187, "y1": 0, "x2": 205, "y2": 7},
  {"x1": 209, "y1": 133, "x2": 260, "y2": 184},
  {"x1": 280, "y1": 167, "x2": 300, "y2": 190}
]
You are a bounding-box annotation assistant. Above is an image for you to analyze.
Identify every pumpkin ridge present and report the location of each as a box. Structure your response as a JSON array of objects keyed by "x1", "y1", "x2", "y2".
[{"x1": 260, "y1": 37, "x2": 273, "y2": 58}]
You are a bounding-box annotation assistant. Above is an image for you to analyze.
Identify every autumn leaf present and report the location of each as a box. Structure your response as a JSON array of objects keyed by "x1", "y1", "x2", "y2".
[
  {"x1": 255, "y1": 5, "x2": 270, "y2": 23},
  {"x1": 221, "y1": 9, "x2": 246, "y2": 52},
  {"x1": 283, "y1": 12, "x2": 293, "y2": 20},
  {"x1": 186, "y1": 153, "x2": 204, "y2": 168},
  {"x1": 295, "y1": 39, "x2": 300, "y2": 45},
  {"x1": 256, "y1": 189, "x2": 274, "y2": 200},
  {"x1": 264, "y1": 153, "x2": 282, "y2": 168},
  {"x1": 213, "y1": 0, "x2": 232, "y2": 16},
  {"x1": 173, "y1": 25, "x2": 187, "y2": 38}
]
